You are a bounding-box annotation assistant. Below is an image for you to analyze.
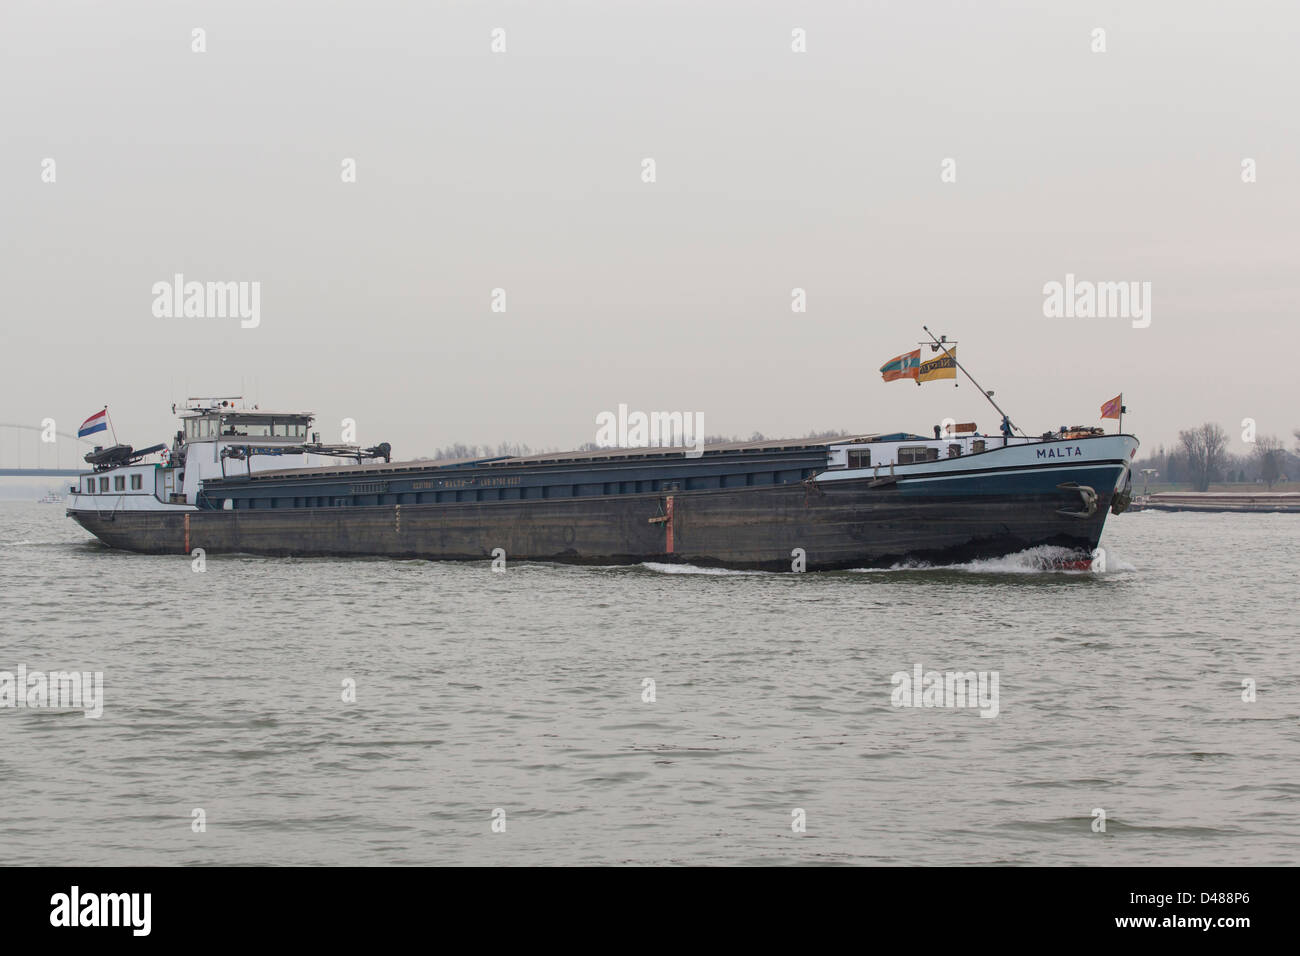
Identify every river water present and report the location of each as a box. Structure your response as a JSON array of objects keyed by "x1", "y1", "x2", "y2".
[{"x1": 1, "y1": 502, "x2": 1296, "y2": 865}]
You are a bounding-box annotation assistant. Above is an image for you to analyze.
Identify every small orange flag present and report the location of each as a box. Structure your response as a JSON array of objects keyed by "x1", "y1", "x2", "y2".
[{"x1": 1100, "y1": 394, "x2": 1123, "y2": 420}]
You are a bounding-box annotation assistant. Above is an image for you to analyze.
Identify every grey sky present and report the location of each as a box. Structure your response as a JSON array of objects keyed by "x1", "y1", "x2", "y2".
[{"x1": 2, "y1": 1, "x2": 1297, "y2": 461}]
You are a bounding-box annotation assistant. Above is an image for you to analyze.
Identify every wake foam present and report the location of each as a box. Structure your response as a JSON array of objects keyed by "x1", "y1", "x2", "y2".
[
  {"x1": 633, "y1": 546, "x2": 1137, "y2": 577},
  {"x1": 638, "y1": 562, "x2": 766, "y2": 576},
  {"x1": 851, "y1": 545, "x2": 1136, "y2": 575}
]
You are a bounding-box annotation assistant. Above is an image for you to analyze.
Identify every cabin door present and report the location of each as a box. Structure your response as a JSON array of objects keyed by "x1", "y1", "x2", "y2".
[{"x1": 162, "y1": 469, "x2": 175, "y2": 501}]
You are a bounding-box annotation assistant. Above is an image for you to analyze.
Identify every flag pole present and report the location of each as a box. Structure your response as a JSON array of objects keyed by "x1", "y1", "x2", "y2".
[
  {"x1": 1118, "y1": 394, "x2": 1123, "y2": 435},
  {"x1": 921, "y1": 326, "x2": 1026, "y2": 438},
  {"x1": 105, "y1": 406, "x2": 118, "y2": 445}
]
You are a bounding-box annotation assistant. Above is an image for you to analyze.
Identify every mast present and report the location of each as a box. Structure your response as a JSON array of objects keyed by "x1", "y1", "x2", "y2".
[{"x1": 920, "y1": 326, "x2": 1026, "y2": 438}]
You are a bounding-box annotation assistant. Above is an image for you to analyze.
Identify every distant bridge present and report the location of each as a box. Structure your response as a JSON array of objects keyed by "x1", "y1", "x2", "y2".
[
  {"x1": 0, "y1": 423, "x2": 95, "y2": 477},
  {"x1": 0, "y1": 469, "x2": 82, "y2": 477}
]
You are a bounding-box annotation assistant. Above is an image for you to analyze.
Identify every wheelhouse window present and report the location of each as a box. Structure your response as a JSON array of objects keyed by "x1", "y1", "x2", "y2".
[
  {"x1": 186, "y1": 418, "x2": 220, "y2": 439},
  {"x1": 189, "y1": 414, "x2": 311, "y2": 441},
  {"x1": 130, "y1": 474, "x2": 143, "y2": 490},
  {"x1": 114, "y1": 475, "x2": 125, "y2": 491},
  {"x1": 848, "y1": 449, "x2": 871, "y2": 469},
  {"x1": 98, "y1": 476, "x2": 109, "y2": 492},
  {"x1": 85, "y1": 477, "x2": 95, "y2": 494}
]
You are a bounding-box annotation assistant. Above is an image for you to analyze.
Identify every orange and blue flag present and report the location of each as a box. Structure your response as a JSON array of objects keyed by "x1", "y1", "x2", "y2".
[{"x1": 880, "y1": 349, "x2": 921, "y2": 383}]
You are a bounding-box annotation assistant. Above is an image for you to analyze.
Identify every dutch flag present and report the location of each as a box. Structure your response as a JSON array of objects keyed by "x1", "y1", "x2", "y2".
[{"x1": 78, "y1": 409, "x2": 108, "y2": 438}]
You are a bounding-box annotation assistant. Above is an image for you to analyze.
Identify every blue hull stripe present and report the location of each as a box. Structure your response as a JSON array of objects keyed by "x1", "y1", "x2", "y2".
[{"x1": 898, "y1": 463, "x2": 1124, "y2": 496}]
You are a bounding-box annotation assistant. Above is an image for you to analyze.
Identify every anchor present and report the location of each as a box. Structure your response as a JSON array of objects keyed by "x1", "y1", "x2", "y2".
[
  {"x1": 1110, "y1": 467, "x2": 1134, "y2": 515},
  {"x1": 1056, "y1": 482, "x2": 1097, "y2": 518}
]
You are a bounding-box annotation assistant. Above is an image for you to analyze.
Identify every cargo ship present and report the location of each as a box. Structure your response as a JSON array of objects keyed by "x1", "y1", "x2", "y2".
[{"x1": 65, "y1": 396, "x2": 1138, "y2": 571}]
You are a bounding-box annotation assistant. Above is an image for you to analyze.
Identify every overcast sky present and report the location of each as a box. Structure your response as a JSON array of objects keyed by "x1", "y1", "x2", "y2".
[{"x1": 2, "y1": 0, "x2": 1296, "y2": 463}]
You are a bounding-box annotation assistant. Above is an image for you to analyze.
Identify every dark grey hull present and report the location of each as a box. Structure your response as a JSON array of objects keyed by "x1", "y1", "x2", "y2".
[{"x1": 69, "y1": 475, "x2": 1117, "y2": 571}]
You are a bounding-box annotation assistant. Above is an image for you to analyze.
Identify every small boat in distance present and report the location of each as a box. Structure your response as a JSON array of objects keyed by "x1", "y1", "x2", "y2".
[
  {"x1": 1132, "y1": 491, "x2": 1300, "y2": 514},
  {"x1": 37, "y1": 493, "x2": 63, "y2": 504}
]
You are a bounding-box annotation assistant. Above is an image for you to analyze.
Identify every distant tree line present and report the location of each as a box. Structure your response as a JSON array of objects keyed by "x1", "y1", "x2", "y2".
[
  {"x1": 421, "y1": 428, "x2": 857, "y2": 460},
  {"x1": 577, "y1": 428, "x2": 854, "y2": 450},
  {"x1": 1131, "y1": 423, "x2": 1298, "y2": 492},
  {"x1": 417, "y1": 441, "x2": 547, "y2": 462}
]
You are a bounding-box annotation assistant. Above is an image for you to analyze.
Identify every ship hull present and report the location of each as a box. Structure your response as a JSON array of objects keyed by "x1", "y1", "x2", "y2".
[{"x1": 68, "y1": 464, "x2": 1123, "y2": 571}]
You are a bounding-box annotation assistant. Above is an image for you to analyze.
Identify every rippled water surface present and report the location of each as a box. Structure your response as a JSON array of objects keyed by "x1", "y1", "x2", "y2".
[{"x1": 1, "y1": 502, "x2": 1296, "y2": 865}]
